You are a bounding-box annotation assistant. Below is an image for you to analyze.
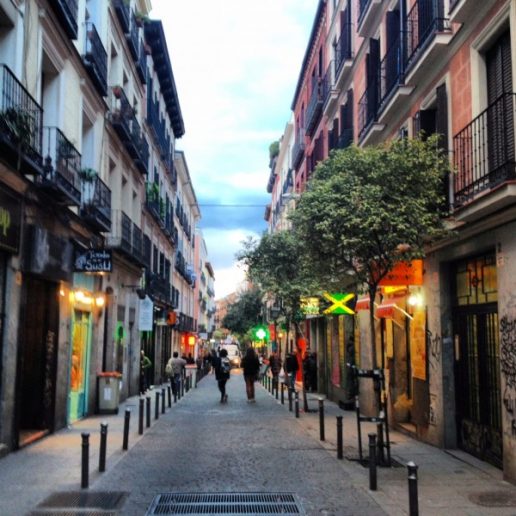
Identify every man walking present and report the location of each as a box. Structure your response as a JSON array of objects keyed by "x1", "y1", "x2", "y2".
[{"x1": 166, "y1": 351, "x2": 186, "y2": 399}]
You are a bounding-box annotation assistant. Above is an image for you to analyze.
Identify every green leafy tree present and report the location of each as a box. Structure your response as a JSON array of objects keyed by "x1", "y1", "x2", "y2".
[
  {"x1": 237, "y1": 231, "x2": 316, "y2": 345},
  {"x1": 291, "y1": 136, "x2": 452, "y2": 371},
  {"x1": 221, "y1": 287, "x2": 263, "y2": 339}
]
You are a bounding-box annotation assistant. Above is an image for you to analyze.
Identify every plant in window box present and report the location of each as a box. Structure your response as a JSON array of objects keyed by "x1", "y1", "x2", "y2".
[{"x1": 79, "y1": 167, "x2": 97, "y2": 181}]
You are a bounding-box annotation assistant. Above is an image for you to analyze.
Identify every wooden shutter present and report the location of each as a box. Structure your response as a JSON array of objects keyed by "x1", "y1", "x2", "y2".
[
  {"x1": 385, "y1": 10, "x2": 401, "y2": 94},
  {"x1": 368, "y1": 39, "x2": 380, "y2": 120},
  {"x1": 435, "y1": 83, "x2": 448, "y2": 153}
]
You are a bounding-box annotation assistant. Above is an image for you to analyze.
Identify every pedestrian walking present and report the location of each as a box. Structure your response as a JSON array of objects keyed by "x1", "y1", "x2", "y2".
[
  {"x1": 213, "y1": 348, "x2": 230, "y2": 403},
  {"x1": 285, "y1": 349, "x2": 299, "y2": 389},
  {"x1": 268, "y1": 350, "x2": 282, "y2": 391},
  {"x1": 165, "y1": 351, "x2": 186, "y2": 397},
  {"x1": 241, "y1": 347, "x2": 260, "y2": 402},
  {"x1": 210, "y1": 349, "x2": 217, "y2": 374},
  {"x1": 140, "y1": 349, "x2": 152, "y2": 395}
]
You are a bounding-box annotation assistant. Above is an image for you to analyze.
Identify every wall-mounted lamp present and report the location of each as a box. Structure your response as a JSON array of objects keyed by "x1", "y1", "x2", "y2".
[
  {"x1": 121, "y1": 284, "x2": 146, "y2": 300},
  {"x1": 407, "y1": 293, "x2": 423, "y2": 307}
]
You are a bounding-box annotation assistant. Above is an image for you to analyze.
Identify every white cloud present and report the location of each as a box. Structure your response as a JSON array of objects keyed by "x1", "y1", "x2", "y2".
[{"x1": 149, "y1": 0, "x2": 316, "y2": 297}]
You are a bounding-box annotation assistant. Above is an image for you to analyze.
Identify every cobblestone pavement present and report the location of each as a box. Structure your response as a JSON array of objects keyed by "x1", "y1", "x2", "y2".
[
  {"x1": 86, "y1": 370, "x2": 384, "y2": 516},
  {"x1": 1, "y1": 368, "x2": 515, "y2": 515}
]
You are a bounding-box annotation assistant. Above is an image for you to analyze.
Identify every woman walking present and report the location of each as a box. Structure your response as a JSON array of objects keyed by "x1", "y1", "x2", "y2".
[{"x1": 241, "y1": 347, "x2": 260, "y2": 403}]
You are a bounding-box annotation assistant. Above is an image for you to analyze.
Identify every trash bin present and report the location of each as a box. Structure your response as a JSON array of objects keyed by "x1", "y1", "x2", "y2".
[{"x1": 98, "y1": 372, "x2": 122, "y2": 414}]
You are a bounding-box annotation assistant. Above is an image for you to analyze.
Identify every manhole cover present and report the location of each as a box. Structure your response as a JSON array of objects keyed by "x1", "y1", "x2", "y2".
[
  {"x1": 146, "y1": 492, "x2": 305, "y2": 515},
  {"x1": 35, "y1": 491, "x2": 127, "y2": 510},
  {"x1": 469, "y1": 491, "x2": 516, "y2": 507}
]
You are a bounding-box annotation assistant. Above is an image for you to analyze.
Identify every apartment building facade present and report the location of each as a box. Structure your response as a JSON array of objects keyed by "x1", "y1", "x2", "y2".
[
  {"x1": 0, "y1": 0, "x2": 203, "y2": 454},
  {"x1": 270, "y1": 0, "x2": 516, "y2": 482}
]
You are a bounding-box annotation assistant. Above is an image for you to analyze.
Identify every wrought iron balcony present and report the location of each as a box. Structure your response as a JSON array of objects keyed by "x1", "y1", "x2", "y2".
[
  {"x1": 404, "y1": 0, "x2": 451, "y2": 75},
  {"x1": 145, "y1": 181, "x2": 162, "y2": 223},
  {"x1": 322, "y1": 61, "x2": 337, "y2": 108},
  {"x1": 81, "y1": 173, "x2": 111, "y2": 232},
  {"x1": 335, "y1": 128, "x2": 353, "y2": 150},
  {"x1": 136, "y1": 39, "x2": 147, "y2": 84},
  {"x1": 106, "y1": 209, "x2": 133, "y2": 256},
  {"x1": 358, "y1": 80, "x2": 380, "y2": 141},
  {"x1": 335, "y1": 26, "x2": 353, "y2": 80},
  {"x1": 292, "y1": 132, "x2": 306, "y2": 170},
  {"x1": 132, "y1": 223, "x2": 146, "y2": 266},
  {"x1": 113, "y1": 0, "x2": 130, "y2": 33},
  {"x1": 49, "y1": 0, "x2": 78, "y2": 39},
  {"x1": 453, "y1": 93, "x2": 516, "y2": 210},
  {"x1": 41, "y1": 127, "x2": 81, "y2": 205},
  {"x1": 0, "y1": 64, "x2": 43, "y2": 175},
  {"x1": 147, "y1": 270, "x2": 170, "y2": 304},
  {"x1": 84, "y1": 22, "x2": 107, "y2": 97},
  {"x1": 126, "y1": 13, "x2": 139, "y2": 60},
  {"x1": 282, "y1": 169, "x2": 293, "y2": 195},
  {"x1": 147, "y1": 96, "x2": 172, "y2": 159},
  {"x1": 305, "y1": 77, "x2": 324, "y2": 136},
  {"x1": 135, "y1": 135, "x2": 149, "y2": 174}
]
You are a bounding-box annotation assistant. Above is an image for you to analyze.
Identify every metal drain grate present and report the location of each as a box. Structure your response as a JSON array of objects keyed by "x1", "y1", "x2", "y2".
[
  {"x1": 146, "y1": 492, "x2": 305, "y2": 515},
  {"x1": 34, "y1": 491, "x2": 127, "y2": 511}
]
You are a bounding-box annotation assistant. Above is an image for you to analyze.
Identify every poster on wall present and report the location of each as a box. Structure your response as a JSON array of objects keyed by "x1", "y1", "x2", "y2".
[
  {"x1": 138, "y1": 296, "x2": 154, "y2": 332},
  {"x1": 410, "y1": 309, "x2": 426, "y2": 380}
]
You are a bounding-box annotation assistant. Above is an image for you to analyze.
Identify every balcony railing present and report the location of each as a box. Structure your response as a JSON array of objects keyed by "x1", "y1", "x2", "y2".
[
  {"x1": 358, "y1": 80, "x2": 379, "y2": 140},
  {"x1": 335, "y1": 26, "x2": 352, "y2": 76},
  {"x1": 106, "y1": 210, "x2": 132, "y2": 256},
  {"x1": 358, "y1": 0, "x2": 373, "y2": 25},
  {"x1": 322, "y1": 60, "x2": 336, "y2": 105},
  {"x1": 305, "y1": 78, "x2": 324, "y2": 136},
  {"x1": 0, "y1": 64, "x2": 43, "y2": 175},
  {"x1": 292, "y1": 132, "x2": 306, "y2": 170},
  {"x1": 145, "y1": 181, "x2": 161, "y2": 221},
  {"x1": 49, "y1": 0, "x2": 78, "y2": 39},
  {"x1": 132, "y1": 222, "x2": 145, "y2": 265},
  {"x1": 147, "y1": 97, "x2": 171, "y2": 159},
  {"x1": 136, "y1": 39, "x2": 147, "y2": 84},
  {"x1": 379, "y1": 39, "x2": 403, "y2": 108},
  {"x1": 81, "y1": 174, "x2": 111, "y2": 232},
  {"x1": 84, "y1": 22, "x2": 107, "y2": 97},
  {"x1": 42, "y1": 127, "x2": 81, "y2": 205},
  {"x1": 405, "y1": 0, "x2": 449, "y2": 71},
  {"x1": 453, "y1": 93, "x2": 516, "y2": 209},
  {"x1": 147, "y1": 271, "x2": 170, "y2": 304},
  {"x1": 126, "y1": 13, "x2": 139, "y2": 60},
  {"x1": 113, "y1": 0, "x2": 130, "y2": 33},
  {"x1": 335, "y1": 128, "x2": 353, "y2": 150}
]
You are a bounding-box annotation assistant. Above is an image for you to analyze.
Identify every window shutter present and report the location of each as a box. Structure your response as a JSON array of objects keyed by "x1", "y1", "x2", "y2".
[{"x1": 435, "y1": 83, "x2": 448, "y2": 153}]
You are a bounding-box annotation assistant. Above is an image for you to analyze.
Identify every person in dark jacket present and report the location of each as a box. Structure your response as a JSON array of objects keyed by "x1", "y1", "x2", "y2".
[
  {"x1": 241, "y1": 347, "x2": 260, "y2": 402},
  {"x1": 285, "y1": 349, "x2": 299, "y2": 389},
  {"x1": 303, "y1": 350, "x2": 317, "y2": 392},
  {"x1": 213, "y1": 348, "x2": 230, "y2": 403},
  {"x1": 268, "y1": 351, "x2": 282, "y2": 390}
]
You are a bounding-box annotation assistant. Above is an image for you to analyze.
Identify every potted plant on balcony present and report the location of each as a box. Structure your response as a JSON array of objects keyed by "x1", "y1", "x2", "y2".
[
  {"x1": 134, "y1": 11, "x2": 148, "y2": 27},
  {"x1": 79, "y1": 167, "x2": 97, "y2": 181},
  {"x1": 0, "y1": 107, "x2": 34, "y2": 170}
]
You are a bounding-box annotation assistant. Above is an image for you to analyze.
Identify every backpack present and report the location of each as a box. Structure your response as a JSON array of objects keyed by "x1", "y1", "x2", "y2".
[
  {"x1": 220, "y1": 357, "x2": 231, "y2": 375},
  {"x1": 165, "y1": 361, "x2": 173, "y2": 377}
]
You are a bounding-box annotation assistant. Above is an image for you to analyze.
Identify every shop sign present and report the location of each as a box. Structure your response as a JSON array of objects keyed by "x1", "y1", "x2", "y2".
[
  {"x1": 378, "y1": 259, "x2": 423, "y2": 286},
  {"x1": 0, "y1": 187, "x2": 21, "y2": 253},
  {"x1": 138, "y1": 295, "x2": 154, "y2": 331},
  {"x1": 300, "y1": 296, "x2": 320, "y2": 315},
  {"x1": 74, "y1": 248, "x2": 112, "y2": 273}
]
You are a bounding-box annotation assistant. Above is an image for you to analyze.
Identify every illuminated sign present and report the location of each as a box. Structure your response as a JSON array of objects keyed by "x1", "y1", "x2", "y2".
[
  {"x1": 301, "y1": 296, "x2": 320, "y2": 315},
  {"x1": 0, "y1": 187, "x2": 21, "y2": 253},
  {"x1": 378, "y1": 260, "x2": 423, "y2": 286},
  {"x1": 322, "y1": 292, "x2": 355, "y2": 315}
]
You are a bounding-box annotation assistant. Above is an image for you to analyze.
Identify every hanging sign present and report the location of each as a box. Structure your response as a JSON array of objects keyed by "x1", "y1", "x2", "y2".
[
  {"x1": 74, "y1": 248, "x2": 113, "y2": 272},
  {"x1": 378, "y1": 260, "x2": 423, "y2": 286},
  {"x1": 138, "y1": 295, "x2": 154, "y2": 331},
  {"x1": 300, "y1": 297, "x2": 320, "y2": 315}
]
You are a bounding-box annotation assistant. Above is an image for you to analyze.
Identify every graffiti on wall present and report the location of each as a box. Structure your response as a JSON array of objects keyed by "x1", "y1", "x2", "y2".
[
  {"x1": 426, "y1": 330, "x2": 441, "y2": 371},
  {"x1": 500, "y1": 315, "x2": 516, "y2": 436}
]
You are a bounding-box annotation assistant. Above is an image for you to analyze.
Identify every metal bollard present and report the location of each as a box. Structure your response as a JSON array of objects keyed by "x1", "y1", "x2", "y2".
[
  {"x1": 146, "y1": 396, "x2": 151, "y2": 427},
  {"x1": 319, "y1": 398, "x2": 325, "y2": 441},
  {"x1": 138, "y1": 398, "x2": 144, "y2": 435},
  {"x1": 275, "y1": 380, "x2": 279, "y2": 400},
  {"x1": 288, "y1": 388, "x2": 293, "y2": 412},
  {"x1": 195, "y1": 373, "x2": 198, "y2": 388},
  {"x1": 295, "y1": 391, "x2": 300, "y2": 418},
  {"x1": 161, "y1": 387, "x2": 166, "y2": 414},
  {"x1": 407, "y1": 461, "x2": 419, "y2": 516},
  {"x1": 303, "y1": 387, "x2": 309, "y2": 413},
  {"x1": 99, "y1": 423, "x2": 108, "y2": 472},
  {"x1": 155, "y1": 391, "x2": 160, "y2": 420},
  {"x1": 336, "y1": 416, "x2": 343, "y2": 459},
  {"x1": 369, "y1": 433, "x2": 377, "y2": 491},
  {"x1": 181, "y1": 378, "x2": 184, "y2": 397},
  {"x1": 122, "y1": 408, "x2": 130, "y2": 451},
  {"x1": 167, "y1": 385, "x2": 172, "y2": 407},
  {"x1": 81, "y1": 432, "x2": 90, "y2": 489},
  {"x1": 281, "y1": 383, "x2": 285, "y2": 405}
]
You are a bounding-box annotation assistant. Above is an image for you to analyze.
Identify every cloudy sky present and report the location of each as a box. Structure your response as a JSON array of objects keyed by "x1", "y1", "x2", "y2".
[{"x1": 149, "y1": 0, "x2": 317, "y2": 298}]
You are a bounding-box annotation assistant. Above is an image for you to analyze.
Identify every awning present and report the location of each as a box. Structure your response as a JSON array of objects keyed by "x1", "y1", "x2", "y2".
[
  {"x1": 355, "y1": 297, "x2": 370, "y2": 311},
  {"x1": 376, "y1": 297, "x2": 413, "y2": 319}
]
